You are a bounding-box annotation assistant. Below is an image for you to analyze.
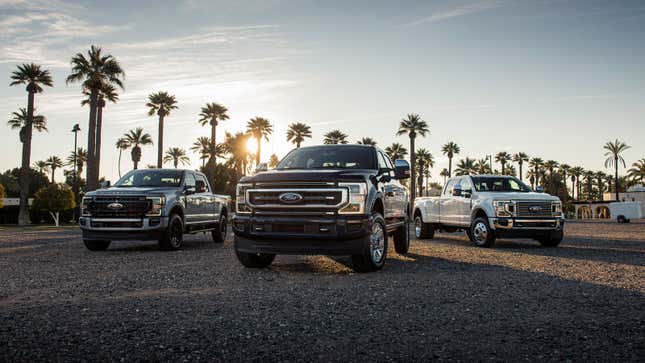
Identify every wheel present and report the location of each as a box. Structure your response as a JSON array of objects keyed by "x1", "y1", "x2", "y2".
[
  {"x1": 617, "y1": 215, "x2": 626, "y2": 224},
  {"x1": 212, "y1": 215, "x2": 227, "y2": 243},
  {"x1": 538, "y1": 229, "x2": 563, "y2": 247},
  {"x1": 393, "y1": 218, "x2": 410, "y2": 254},
  {"x1": 414, "y1": 215, "x2": 434, "y2": 239},
  {"x1": 83, "y1": 239, "x2": 110, "y2": 251},
  {"x1": 158, "y1": 214, "x2": 184, "y2": 251},
  {"x1": 351, "y1": 213, "x2": 388, "y2": 272},
  {"x1": 235, "y1": 250, "x2": 276, "y2": 268},
  {"x1": 469, "y1": 217, "x2": 496, "y2": 247}
]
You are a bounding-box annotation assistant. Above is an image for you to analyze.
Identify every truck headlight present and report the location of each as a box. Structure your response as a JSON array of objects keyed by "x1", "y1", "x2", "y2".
[
  {"x1": 552, "y1": 202, "x2": 562, "y2": 216},
  {"x1": 494, "y1": 200, "x2": 515, "y2": 217},
  {"x1": 339, "y1": 182, "x2": 367, "y2": 214},
  {"x1": 81, "y1": 197, "x2": 92, "y2": 216},
  {"x1": 236, "y1": 183, "x2": 252, "y2": 214},
  {"x1": 146, "y1": 196, "x2": 165, "y2": 216}
]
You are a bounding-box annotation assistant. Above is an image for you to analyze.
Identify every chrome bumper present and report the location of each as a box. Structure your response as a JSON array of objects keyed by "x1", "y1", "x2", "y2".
[{"x1": 492, "y1": 218, "x2": 563, "y2": 230}]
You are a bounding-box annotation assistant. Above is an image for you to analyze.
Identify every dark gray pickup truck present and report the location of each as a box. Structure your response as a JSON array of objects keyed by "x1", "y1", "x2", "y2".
[{"x1": 80, "y1": 169, "x2": 229, "y2": 251}]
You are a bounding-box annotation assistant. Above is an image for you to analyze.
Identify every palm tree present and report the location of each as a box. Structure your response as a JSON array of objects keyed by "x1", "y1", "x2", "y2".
[
  {"x1": 603, "y1": 139, "x2": 630, "y2": 201},
  {"x1": 8, "y1": 108, "x2": 48, "y2": 141},
  {"x1": 384, "y1": 143, "x2": 408, "y2": 161},
  {"x1": 198, "y1": 103, "x2": 229, "y2": 166},
  {"x1": 33, "y1": 160, "x2": 50, "y2": 176},
  {"x1": 570, "y1": 166, "x2": 584, "y2": 200},
  {"x1": 66, "y1": 148, "x2": 88, "y2": 175},
  {"x1": 495, "y1": 152, "x2": 511, "y2": 175},
  {"x1": 81, "y1": 82, "x2": 119, "y2": 177},
  {"x1": 123, "y1": 128, "x2": 153, "y2": 170},
  {"x1": 440, "y1": 168, "x2": 449, "y2": 185},
  {"x1": 147, "y1": 92, "x2": 178, "y2": 168},
  {"x1": 323, "y1": 130, "x2": 348, "y2": 144},
  {"x1": 163, "y1": 147, "x2": 190, "y2": 168},
  {"x1": 584, "y1": 171, "x2": 595, "y2": 200},
  {"x1": 474, "y1": 159, "x2": 491, "y2": 175},
  {"x1": 559, "y1": 164, "x2": 571, "y2": 199},
  {"x1": 224, "y1": 132, "x2": 252, "y2": 176},
  {"x1": 246, "y1": 117, "x2": 273, "y2": 165},
  {"x1": 46, "y1": 156, "x2": 63, "y2": 183},
  {"x1": 268, "y1": 154, "x2": 280, "y2": 169},
  {"x1": 286, "y1": 122, "x2": 312, "y2": 148},
  {"x1": 10, "y1": 63, "x2": 53, "y2": 225},
  {"x1": 528, "y1": 157, "x2": 544, "y2": 189},
  {"x1": 397, "y1": 113, "x2": 429, "y2": 202},
  {"x1": 627, "y1": 159, "x2": 645, "y2": 184},
  {"x1": 357, "y1": 137, "x2": 377, "y2": 145},
  {"x1": 441, "y1": 142, "x2": 460, "y2": 177},
  {"x1": 543, "y1": 160, "x2": 559, "y2": 179},
  {"x1": 415, "y1": 148, "x2": 433, "y2": 196},
  {"x1": 455, "y1": 158, "x2": 476, "y2": 176},
  {"x1": 595, "y1": 171, "x2": 607, "y2": 200},
  {"x1": 115, "y1": 138, "x2": 130, "y2": 178},
  {"x1": 67, "y1": 46, "x2": 125, "y2": 191},
  {"x1": 191, "y1": 136, "x2": 212, "y2": 167},
  {"x1": 512, "y1": 152, "x2": 529, "y2": 181}
]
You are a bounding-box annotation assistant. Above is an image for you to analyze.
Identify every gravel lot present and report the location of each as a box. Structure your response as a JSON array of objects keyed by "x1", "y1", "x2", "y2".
[{"x1": 1, "y1": 221, "x2": 644, "y2": 362}]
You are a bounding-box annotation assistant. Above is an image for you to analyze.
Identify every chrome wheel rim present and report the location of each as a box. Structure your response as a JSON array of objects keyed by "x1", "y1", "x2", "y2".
[
  {"x1": 370, "y1": 222, "x2": 385, "y2": 263},
  {"x1": 473, "y1": 222, "x2": 488, "y2": 243},
  {"x1": 414, "y1": 217, "x2": 422, "y2": 238},
  {"x1": 170, "y1": 220, "x2": 182, "y2": 248}
]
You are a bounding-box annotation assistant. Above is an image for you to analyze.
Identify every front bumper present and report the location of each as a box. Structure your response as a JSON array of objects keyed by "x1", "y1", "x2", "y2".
[
  {"x1": 490, "y1": 217, "x2": 565, "y2": 238},
  {"x1": 79, "y1": 216, "x2": 168, "y2": 241},
  {"x1": 232, "y1": 214, "x2": 371, "y2": 255}
]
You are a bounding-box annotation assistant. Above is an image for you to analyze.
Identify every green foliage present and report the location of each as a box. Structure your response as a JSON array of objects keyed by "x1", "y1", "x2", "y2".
[
  {"x1": 0, "y1": 168, "x2": 49, "y2": 198},
  {"x1": 200, "y1": 163, "x2": 237, "y2": 197},
  {"x1": 33, "y1": 184, "x2": 76, "y2": 212},
  {"x1": 0, "y1": 182, "x2": 5, "y2": 208}
]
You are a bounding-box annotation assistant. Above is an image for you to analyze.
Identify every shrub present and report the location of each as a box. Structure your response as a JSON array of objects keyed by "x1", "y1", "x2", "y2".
[{"x1": 32, "y1": 184, "x2": 75, "y2": 226}]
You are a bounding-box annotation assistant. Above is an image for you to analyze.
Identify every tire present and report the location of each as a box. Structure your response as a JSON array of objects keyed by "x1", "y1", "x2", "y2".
[
  {"x1": 235, "y1": 250, "x2": 276, "y2": 268},
  {"x1": 352, "y1": 213, "x2": 388, "y2": 272},
  {"x1": 469, "y1": 217, "x2": 496, "y2": 247},
  {"x1": 158, "y1": 214, "x2": 184, "y2": 251},
  {"x1": 414, "y1": 214, "x2": 435, "y2": 239},
  {"x1": 83, "y1": 239, "x2": 111, "y2": 251},
  {"x1": 617, "y1": 215, "x2": 626, "y2": 224},
  {"x1": 393, "y1": 218, "x2": 410, "y2": 254},
  {"x1": 538, "y1": 229, "x2": 563, "y2": 247},
  {"x1": 212, "y1": 215, "x2": 227, "y2": 243}
]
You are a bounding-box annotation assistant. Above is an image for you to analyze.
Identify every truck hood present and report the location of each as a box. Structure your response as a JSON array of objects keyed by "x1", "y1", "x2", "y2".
[
  {"x1": 86, "y1": 187, "x2": 179, "y2": 196},
  {"x1": 240, "y1": 169, "x2": 373, "y2": 183},
  {"x1": 477, "y1": 191, "x2": 560, "y2": 201}
]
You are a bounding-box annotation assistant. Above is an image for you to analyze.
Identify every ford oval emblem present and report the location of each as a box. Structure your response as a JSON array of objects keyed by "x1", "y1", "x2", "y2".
[
  {"x1": 278, "y1": 192, "x2": 303, "y2": 204},
  {"x1": 107, "y1": 202, "x2": 124, "y2": 210},
  {"x1": 528, "y1": 205, "x2": 542, "y2": 213}
]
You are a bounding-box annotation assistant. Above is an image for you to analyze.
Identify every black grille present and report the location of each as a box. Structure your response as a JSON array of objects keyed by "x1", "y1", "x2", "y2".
[
  {"x1": 88, "y1": 196, "x2": 151, "y2": 217},
  {"x1": 90, "y1": 220, "x2": 143, "y2": 228},
  {"x1": 248, "y1": 190, "x2": 343, "y2": 207},
  {"x1": 516, "y1": 201, "x2": 553, "y2": 218}
]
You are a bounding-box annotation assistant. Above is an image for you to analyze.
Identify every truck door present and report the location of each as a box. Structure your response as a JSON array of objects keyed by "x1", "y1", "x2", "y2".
[
  {"x1": 183, "y1": 172, "x2": 199, "y2": 224},
  {"x1": 377, "y1": 151, "x2": 398, "y2": 220},
  {"x1": 456, "y1": 177, "x2": 474, "y2": 226},
  {"x1": 195, "y1": 174, "x2": 218, "y2": 224},
  {"x1": 440, "y1": 179, "x2": 457, "y2": 225},
  {"x1": 384, "y1": 154, "x2": 407, "y2": 219}
]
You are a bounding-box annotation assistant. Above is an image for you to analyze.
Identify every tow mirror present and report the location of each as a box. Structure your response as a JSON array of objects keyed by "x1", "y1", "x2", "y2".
[
  {"x1": 184, "y1": 185, "x2": 196, "y2": 195},
  {"x1": 452, "y1": 185, "x2": 462, "y2": 197},
  {"x1": 255, "y1": 162, "x2": 268, "y2": 173},
  {"x1": 394, "y1": 159, "x2": 410, "y2": 180},
  {"x1": 101, "y1": 180, "x2": 111, "y2": 189},
  {"x1": 463, "y1": 188, "x2": 472, "y2": 198},
  {"x1": 536, "y1": 186, "x2": 544, "y2": 193}
]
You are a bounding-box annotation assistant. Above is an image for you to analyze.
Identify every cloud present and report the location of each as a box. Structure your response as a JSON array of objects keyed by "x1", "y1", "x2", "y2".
[{"x1": 400, "y1": 0, "x2": 504, "y2": 27}]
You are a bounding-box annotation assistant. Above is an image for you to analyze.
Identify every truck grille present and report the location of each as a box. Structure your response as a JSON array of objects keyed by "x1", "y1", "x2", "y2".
[
  {"x1": 515, "y1": 201, "x2": 554, "y2": 218},
  {"x1": 246, "y1": 187, "x2": 348, "y2": 214},
  {"x1": 88, "y1": 196, "x2": 151, "y2": 218}
]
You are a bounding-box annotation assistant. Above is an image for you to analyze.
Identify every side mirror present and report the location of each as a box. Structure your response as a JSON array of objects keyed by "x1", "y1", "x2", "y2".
[
  {"x1": 452, "y1": 185, "x2": 462, "y2": 197},
  {"x1": 255, "y1": 163, "x2": 268, "y2": 173},
  {"x1": 184, "y1": 185, "x2": 196, "y2": 195},
  {"x1": 101, "y1": 180, "x2": 111, "y2": 189},
  {"x1": 536, "y1": 186, "x2": 544, "y2": 193},
  {"x1": 394, "y1": 159, "x2": 410, "y2": 180},
  {"x1": 463, "y1": 188, "x2": 472, "y2": 198},
  {"x1": 378, "y1": 168, "x2": 392, "y2": 183}
]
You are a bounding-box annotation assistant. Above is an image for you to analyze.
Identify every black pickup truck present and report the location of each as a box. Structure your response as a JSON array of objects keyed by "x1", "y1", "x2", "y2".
[{"x1": 232, "y1": 144, "x2": 411, "y2": 272}]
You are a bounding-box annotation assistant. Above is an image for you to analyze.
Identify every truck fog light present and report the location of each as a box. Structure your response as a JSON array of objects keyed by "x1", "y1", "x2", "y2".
[{"x1": 340, "y1": 203, "x2": 362, "y2": 213}]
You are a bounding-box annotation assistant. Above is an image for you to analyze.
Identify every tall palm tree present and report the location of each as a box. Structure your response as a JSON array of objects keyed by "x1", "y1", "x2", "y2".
[
  {"x1": 163, "y1": 147, "x2": 190, "y2": 168},
  {"x1": 570, "y1": 166, "x2": 584, "y2": 200},
  {"x1": 286, "y1": 122, "x2": 312, "y2": 148},
  {"x1": 441, "y1": 141, "x2": 460, "y2": 177},
  {"x1": 323, "y1": 130, "x2": 348, "y2": 144},
  {"x1": 66, "y1": 148, "x2": 88, "y2": 175},
  {"x1": 123, "y1": 128, "x2": 153, "y2": 170},
  {"x1": 528, "y1": 157, "x2": 544, "y2": 189},
  {"x1": 33, "y1": 160, "x2": 50, "y2": 176},
  {"x1": 67, "y1": 46, "x2": 125, "y2": 191},
  {"x1": 415, "y1": 148, "x2": 433, "y2": 196},
  {"x1": 543, "y1": 160, "x2": 559, "y2": 179},
  {"x1": 595, "y1": 171, "x2": 607, "y2": 200},
  {"x1": 495, "y1": 152, "x2": 511, "y2": 175},
  {"x1": 115, "y1": 138, "x2": 130, "y2": 178},
  {"x1": 8, "y1": 108, "x2": 48, "y2": 141},
  {"x1": 198, "y1": 102, "x2": 229, "y2": 166},
  {"x1": 246, "y1": 117, "x2": 273, "y2": 165},
  {"x1": 559, "y1": 164, "x2": 571, "y2": 199},
  {"x1": 440, "y1": 168, "x2": 449, "y2": 185},
  {"x1": 603, "y1": 139, "x2": 630, "y2": 201},
  {"x1": 10, "y1": 63, "x2": 53, "y2": 225},
  {"x1": 584, "y1": 171, "x2": 595, "y2": 200},
  {"x1": 357, "y1": 137, "x2": 377, "y2": 145},
  {"x1": 455, "y1": 158, "x2": 476, "y2": 176},
  {"x1": 512, "y1": 152, "x2": 529, "y2": 181},
  {"x1": 191, "y1": 136, "x2": 212, "y2": 167},
  {"x1": 81, "y1": 82, "x2": 119, "y2": 178},
  {"x1": 224, "y1": 132, "x2": 252, "y2": 176},
  {"x1": 46, "y1": 156, "x2": 63, "y2": 183},
  {"x1": 397, "y1": 113, "x2": 429, "y2": 202},
  {"x1": 147, "y1": 92, "x2": 178, "y2": 168},
  {"x1": 474, "y1": 159, "x2": 491, "y2": 175},
  {"x1": 384, "y1": 143, "x2": 408, "y2": 161},
  {"x1": 627, "y1": 159, "x2": 645, "y2": 185}
]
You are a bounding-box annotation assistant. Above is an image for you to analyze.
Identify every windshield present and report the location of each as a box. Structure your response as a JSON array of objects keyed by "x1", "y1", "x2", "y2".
[
  {"x1": 277, "y1": 146, "x2": 376, "y2": 170},
  {"x1": 114, "y1": 169, "x2": 184, "y2": 188},
  {"x1": 471, "y1": 176, "x2": 531, "y2": 193}
]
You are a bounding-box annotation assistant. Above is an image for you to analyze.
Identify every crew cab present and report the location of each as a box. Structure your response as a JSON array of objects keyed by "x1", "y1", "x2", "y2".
[
  {"x1": 80, "y1": 169, "x2": 229, "y2": 251},
  {"x1": 413, "y1": 175, "x2": 564, "y2": 247},
  {"x1": 232, "y1": 145, "x2": 411, "y2": 272}
]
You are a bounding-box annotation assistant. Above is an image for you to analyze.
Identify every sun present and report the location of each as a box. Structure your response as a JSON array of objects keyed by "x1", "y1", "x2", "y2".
[{"x1": 246, "y1": 137, "x2": 258, "y2": 155}]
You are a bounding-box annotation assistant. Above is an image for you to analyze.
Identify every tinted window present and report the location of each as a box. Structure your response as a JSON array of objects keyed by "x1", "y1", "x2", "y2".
[
  {"x1": 444, "y1": 179, "x2": 456, "y2": 196},
  {"x1": 184, "y1": 173, "x2": 196, "y2": 188},
  {"x1": 195, "y1": 174, "x2": 210, "y2": 192},
  {"x1": 277, "y1": 146, "x2": 376, "y2": 170},
  {"x1": 114, "y1": 170, "x2": 183, "y2": 188},
  {"x1": 471, "y1": 176, "x2": 530, "y2": 192}
]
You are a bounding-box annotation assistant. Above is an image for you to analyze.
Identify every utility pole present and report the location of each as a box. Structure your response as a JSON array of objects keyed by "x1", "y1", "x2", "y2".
[{"x1": 71, "y1": 124, "x2": 81, "y2": 220}]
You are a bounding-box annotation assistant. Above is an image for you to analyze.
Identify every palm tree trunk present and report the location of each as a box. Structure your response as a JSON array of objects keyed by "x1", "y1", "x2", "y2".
[
  {"x1": 297, "y1": 141, "x2": 301, "y2": 148},
  {"x1": 615, "y1": 157, "x2": 619, "y2": 201},
  {"x1": 409, "y1": 135, "x2": 416, "y2": 204},
  {"x1": 18, "y1": 89, "x2": 35, "y2": 225},
  {"x1": 209, "y1": 120, "x2": 217, "y2": 166},
  {"x1": 118, "y1": 149, "x2": 123, "y2": 178},
  {"x1": 519, "y1": 163, "x2": 523, "y2": 181},
  {"x1": 448, "y1": 157, "x2": 452, "y2": 178},
  {"x1": 256, "y1": 136, "x2": 261, "y2": 166},
  {"x1": 157, "y1": 114, "x2": 164, "y2": 168},
  {"x1": 51, "y1": 167, "x2": 56, "y2": 183},
  {"x1": 95, "y1": 105, "x2": 103, "y2": 181},
  {"x1": 86, "y1": 91, "x2": 99, "y2": 191},
  {"x1": 174, "y1": 159, "x2": 178, "y2": 168}
]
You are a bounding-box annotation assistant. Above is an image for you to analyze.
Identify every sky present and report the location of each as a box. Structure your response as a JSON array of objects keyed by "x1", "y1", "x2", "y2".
[{"x1": 0, "y1": 0, "x2": 644, "y2": 183}]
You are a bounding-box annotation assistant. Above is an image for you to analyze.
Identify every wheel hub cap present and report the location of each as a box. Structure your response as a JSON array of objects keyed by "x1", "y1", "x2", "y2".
[
  {"x1": 473, "y1": 222, "x2": 488, "y2": 242},
  {"x1": 370, "y1": 223, "x2": 385, "y2": 263}
]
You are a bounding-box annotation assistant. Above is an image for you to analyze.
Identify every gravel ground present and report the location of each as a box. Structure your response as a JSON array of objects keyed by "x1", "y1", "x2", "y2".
[{"x1": 0, "y1": 221, "x2": 643, "y2": 362}]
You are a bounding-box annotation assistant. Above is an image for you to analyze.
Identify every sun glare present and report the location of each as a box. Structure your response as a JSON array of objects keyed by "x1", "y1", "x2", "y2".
[{"x1": 246, "y1": 137, "x2": 258, "y2": 155}]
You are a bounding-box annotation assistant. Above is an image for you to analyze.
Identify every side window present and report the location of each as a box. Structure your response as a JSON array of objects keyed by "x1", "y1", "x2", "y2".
[
  {"x1": 184, "y1": 173, "x2": 196, "y2": 188},
  {"x1": 377, "y1": 152, "x2": 393, "y2": 177},
  {"x1": 195, "y1": 174, "x2": 210, "y2": 193},
  {"x1": 444, "y1": 179, "x2": 456, "y2": 196},
  {"x1": 461, "y1": 177, "x2": 473, "y2": 191}
]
